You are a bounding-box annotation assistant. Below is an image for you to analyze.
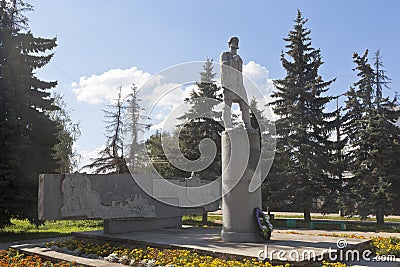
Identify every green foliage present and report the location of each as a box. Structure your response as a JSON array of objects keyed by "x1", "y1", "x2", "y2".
[
  {"x1": 177, "y1": 59, "x2": 224, "y2": 180},
  {"x1": 268, "y1": 10, "x2": 338, "y2": 221},
  {"x1": 0, "y1": 219, "x2": 103, "y2": 242},
  {"x1": 85, "y1": 84, "x2": 149, "y2": 174},
  {"x1": 0, "y1": 0, "x2": 59, "y2": 228},
  {"x1": 49, "y1": 93, "x2": 81, "y2": 173},
  {"x1": 145, "y1": 60, "x2": 224, "y2": 180},
  {"x1": 249, "y1": 98, "x2": 278, "y2": 210},
  {"x1": 84, "y1": 86, "x2": 128, "y2": 174},
  {"x1": 343, "y1": 50, "x2": 400, "y2": 224},
  {"x1": 125, "y1": 84, "x2": 150, "y2": 173},
  {"x1": 145, "y1": 130, "x2": 188, "y2": 178}
]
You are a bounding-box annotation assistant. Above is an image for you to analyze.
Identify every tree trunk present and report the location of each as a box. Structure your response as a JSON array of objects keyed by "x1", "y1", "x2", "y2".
[
  {"x1": 303, "y1": 208, "x2": 311, "y2": 223},
  {"x1": 202, "y1": 212, "x2": 208, "y2": 224},
  {"x1": 339, "y1": 209, "x2": 344, "y2": 217},
  {"x1": 376, "y1": 211, "x2": 384, "y2": 226}
]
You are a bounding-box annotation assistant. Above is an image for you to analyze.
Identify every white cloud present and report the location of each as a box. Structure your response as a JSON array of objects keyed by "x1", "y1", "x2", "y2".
[
  {"x1": 243, "y1": 61, "x2": 275, "y2": 100},
  {"x1": 72, "y1": 67, "x2": 152, "y2": 105},
  {"x1": 143, "y1": 83, "x2": 188, "y2": 110},
  {"x1": 243, "y1": 61, "x2": 277, "y2": 119},
  {"x1": 147, "y1": 85, "x2": 193, "y2": 132}
]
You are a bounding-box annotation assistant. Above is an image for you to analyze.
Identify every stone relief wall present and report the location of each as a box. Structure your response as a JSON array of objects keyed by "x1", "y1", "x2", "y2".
[{"x1": 60, "y1": 174, "x2": 156, "y2": 219}]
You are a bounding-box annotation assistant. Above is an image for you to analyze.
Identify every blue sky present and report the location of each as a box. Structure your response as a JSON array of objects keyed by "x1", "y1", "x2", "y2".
[{"x1": 27, "y1": 0, "x2": 400, "y2": 169}]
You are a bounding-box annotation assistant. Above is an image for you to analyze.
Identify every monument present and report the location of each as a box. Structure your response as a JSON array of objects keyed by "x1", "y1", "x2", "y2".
[
  {"x1": 38, "y1": 37, "x2": 262, "y2": 241},
  {"x1": 220, "y1": 36, "x2": 263, "y2": 242},
  {"x1": 38, "y1": 173, "x2": 219, "y2": 234}
]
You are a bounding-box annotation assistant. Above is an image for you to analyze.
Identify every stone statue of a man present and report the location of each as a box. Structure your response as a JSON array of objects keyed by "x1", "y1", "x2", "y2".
[{"x1": 220, "y1": 36, "x2": 252, "y2": 130}]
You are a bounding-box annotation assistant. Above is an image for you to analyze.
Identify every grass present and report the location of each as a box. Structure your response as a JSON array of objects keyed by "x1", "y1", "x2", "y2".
[
  {"x1": 272, "y1": 218, "x2": 400, "y2": 232},
  {"x1": 184, "y1": 214, "x2": 400, "y2": 233},
  {"x1": 182, "y1": 214, "x2": 222, "y2": 227},
  {"x1": 2, "y1": 213, "x2": 399, "y2": 243},
  {"x1": 273, "y1": 214, "x2": 400, "y2": 222},
  {"x1": 0, "y1": 219, "x2": 103, "y2": 242}
]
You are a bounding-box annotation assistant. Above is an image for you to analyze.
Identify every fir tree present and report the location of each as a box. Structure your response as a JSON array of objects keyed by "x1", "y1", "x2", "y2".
[
  {"x1": 373, "y1": 50, "x2": 390, "y2": 109},
  {"x1": 249, "y1": 97, "x2": 275, "y2": 176},
  {"x1": 248, "y1": 97, "x2": 278, "y2": 210},
  {"x1": 0, "y1": 0, "x2": 59, "y2": 227},
  {"x1": 84, "y1": 86, "x2": 128, "y2": 174},
  {"x1": 343, "y1": 50, "x2": 400, "y2": 224},
  {"x1": 177, "y1": 59, "x2": 223, "y2": 180},
  {"x1": 125, "y1": 84, "x2": 150, "y2": 173},
  {"x1": 270, "y1": 10, "x2": 337, "y2": 222}
]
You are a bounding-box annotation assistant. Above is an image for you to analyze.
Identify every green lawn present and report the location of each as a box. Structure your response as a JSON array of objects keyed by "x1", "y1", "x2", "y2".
[
  {"x1": 182, "y1": 214, "x2": 222, "y2": 226},
  {"x1": 0, "y1": 219, "x2": 103, "y2": 242},
  {"x1": 273, "y1": 214, "x2": 400, "y2": 222},
  {"x1": 271, "y1": 219, "x2": 400, "y2": 232},
  {"x1": 184, "y1": 214, "x2": 400, "y2": 233},
  {"x1": 1, "y1": 213, "x2": 399, "y2": 243}
]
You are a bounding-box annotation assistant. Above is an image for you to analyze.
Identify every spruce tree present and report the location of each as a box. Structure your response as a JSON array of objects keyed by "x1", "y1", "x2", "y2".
[
  {"x1": 373, "y1": 50, "x2": 390, "y2": 109},
  {"x1": 270, "y1": 10, "x2": 337, "y2": 222},
  {"x1": 84, "y1": 86, "x2": 128, "y2": 174},
  {"x1": 0, "y1": 0, "x2": 59, "y2": 227},
  {"x1": 343, "y1": 50, "x2": 400, "y2": 224},
  {"x1": 125, "y1": 84, "x2": 150, "y2": 173},
  {"x1": 248, "y1": 97, "x2": 278, "y2": 210},
  {"x1": 177, "y1": 59, "x2": 223, "y2": 180},
  {"x1": 249, "y1": 97, "x2": 275, "y2": 175}
]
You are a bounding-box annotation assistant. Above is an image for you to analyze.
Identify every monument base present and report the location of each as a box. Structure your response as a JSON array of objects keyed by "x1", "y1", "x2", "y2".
[
  {"x1": 104, "y1": 216, "x2": 182, "y2": 234},
  {"x1": 221, "y1": 128, "x2": 262, "y2": 243}
]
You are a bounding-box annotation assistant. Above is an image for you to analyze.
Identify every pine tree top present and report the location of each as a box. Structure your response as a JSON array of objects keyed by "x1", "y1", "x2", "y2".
[{"x1": 199, "y1": 58, "x2": 216, "y2": 83}]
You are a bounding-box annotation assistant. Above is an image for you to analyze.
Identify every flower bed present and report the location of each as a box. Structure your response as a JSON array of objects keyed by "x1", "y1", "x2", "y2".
[
  {"x1": 321, "y1": 261, "x2": 347, "y2": 267},
  {"x1": 46, "y1": 239, "x2": 290, "y2": 267},
  {"x1": 0, "y1": 248, "x2": 82, "y2": 267},
  {"x1": 45, "y1": 239, "x2": 354, "y2": 267},
  {"x1": 371, "y1": 236, "x2": 400, "y2": 257}
]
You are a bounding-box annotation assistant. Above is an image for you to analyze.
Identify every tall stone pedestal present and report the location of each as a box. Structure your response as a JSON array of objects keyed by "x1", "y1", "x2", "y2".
[{"x1": 221, "y1": 128, "x2": 262, "y2": 242}]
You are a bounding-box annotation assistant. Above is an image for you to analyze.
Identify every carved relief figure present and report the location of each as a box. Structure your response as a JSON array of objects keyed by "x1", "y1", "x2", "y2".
[
  {"x1": 60, "y1": 174, "x2": 156, "y2": 219},
  {"x1": 60, "y1": 174, "x2": 103, "y2": 217}
]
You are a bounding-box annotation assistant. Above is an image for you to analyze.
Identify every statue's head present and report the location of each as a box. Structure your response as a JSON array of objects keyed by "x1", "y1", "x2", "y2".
[{"x1": 228, "y1": 36, "x2": 239, "y2": 49}]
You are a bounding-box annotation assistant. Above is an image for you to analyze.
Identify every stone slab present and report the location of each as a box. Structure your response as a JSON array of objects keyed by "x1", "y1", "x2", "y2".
[
  {"x1": 38, "y1": 173, "x2": 219, "y2": 221},
  {"x1": 73, "y1": 227, "x2": 371, "y2": 266}
]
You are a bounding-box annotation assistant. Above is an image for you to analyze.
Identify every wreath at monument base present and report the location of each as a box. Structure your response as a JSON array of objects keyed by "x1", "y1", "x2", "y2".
[{"x1": 254, "y1": 207, "x2": 273, "y2": 240}]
